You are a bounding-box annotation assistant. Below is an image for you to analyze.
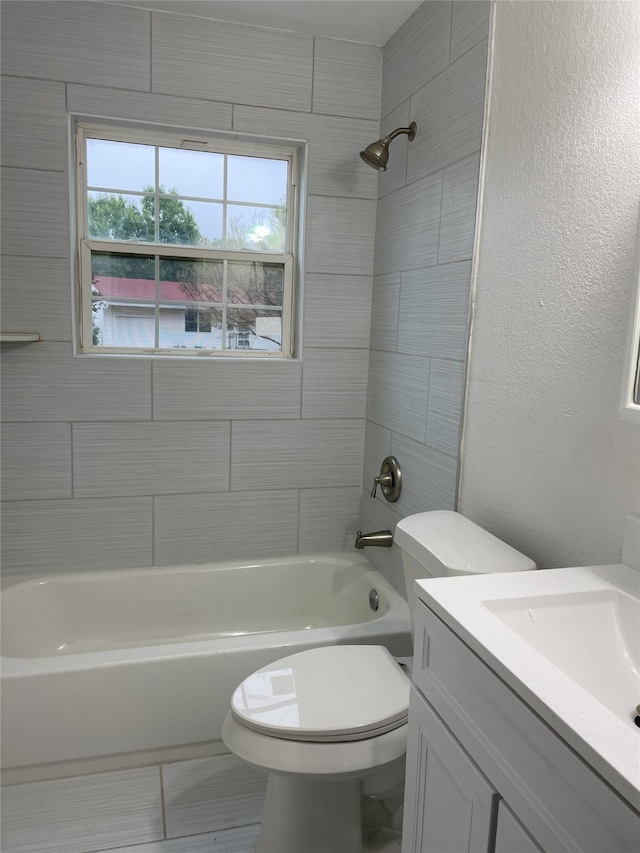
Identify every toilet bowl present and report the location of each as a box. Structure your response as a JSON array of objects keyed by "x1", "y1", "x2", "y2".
[{"x1": 222, "y1": 511, "x2": 536, "y2": 853}]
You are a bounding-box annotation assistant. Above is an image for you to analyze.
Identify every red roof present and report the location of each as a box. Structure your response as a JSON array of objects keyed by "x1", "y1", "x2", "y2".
[{"x1": 92, "y1": 277, "x2": 220, "y2": 303}]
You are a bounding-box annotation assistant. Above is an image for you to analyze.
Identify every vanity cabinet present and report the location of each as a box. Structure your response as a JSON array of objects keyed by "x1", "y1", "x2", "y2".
[{"x1": 402, "y1": 599, "x2": 640, "y2": 853}]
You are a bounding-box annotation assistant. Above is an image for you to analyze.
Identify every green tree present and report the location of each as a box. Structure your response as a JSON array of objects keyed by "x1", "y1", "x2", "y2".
[{"x1": 89, "y1": 187, "x2": 201, "y2": 245}]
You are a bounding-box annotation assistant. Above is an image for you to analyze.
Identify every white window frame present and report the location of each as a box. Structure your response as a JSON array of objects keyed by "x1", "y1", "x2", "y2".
[{"x1": 74, "y1": 121, "x2": 299, "y2": 358}]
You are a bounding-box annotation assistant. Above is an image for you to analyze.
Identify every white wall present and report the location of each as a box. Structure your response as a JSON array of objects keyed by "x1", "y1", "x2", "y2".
[
  {"x1": 0, "y1": 1, "x2": 381, "y2": 575},
  {"x1": 359, "y1": 0, "x2": 491, "y2": 591},
  {"x1": 459, "y1": 1, "x2": 640, "y2": 568}
]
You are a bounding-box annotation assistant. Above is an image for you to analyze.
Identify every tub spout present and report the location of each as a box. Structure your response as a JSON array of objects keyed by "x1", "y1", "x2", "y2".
[{"x1": 355, "y1": 530, "x2": 393, "y2": 549}]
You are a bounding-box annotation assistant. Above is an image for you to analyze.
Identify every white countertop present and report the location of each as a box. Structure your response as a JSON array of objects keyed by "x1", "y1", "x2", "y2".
[{"x1": 415, "y1": 563, "x2": 640, "y2": 812}]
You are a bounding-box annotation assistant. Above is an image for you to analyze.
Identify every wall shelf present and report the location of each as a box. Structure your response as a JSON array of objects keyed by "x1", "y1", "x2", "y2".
[{"x1": 0, "y1": 331, "x2": 41, "y2": 343}]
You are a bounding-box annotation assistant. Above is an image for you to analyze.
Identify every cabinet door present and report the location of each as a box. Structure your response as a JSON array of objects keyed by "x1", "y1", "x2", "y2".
[
  {"x1": 494, "y1": 802, "x2": 544, "y2": 853},
  {"x1": 402, "y1": 686, "x2": 498, "y2": 853}
]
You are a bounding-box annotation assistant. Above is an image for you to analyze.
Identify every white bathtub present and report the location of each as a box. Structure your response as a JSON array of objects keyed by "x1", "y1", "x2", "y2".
[{"x1": 1, "y1": 553, "x2": 410, "y2": 778}]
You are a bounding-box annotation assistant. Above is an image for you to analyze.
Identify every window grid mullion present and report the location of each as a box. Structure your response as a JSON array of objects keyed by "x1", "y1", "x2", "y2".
[
  {"x1": 154, "y1": 146, "x2": 160, "y2": 244},
  {"x1": 222, "y1": 259, "x2": 228, "y2": 351},
  {"x1": 154, "y1": 254, "x2": 160, "y2": 349}
]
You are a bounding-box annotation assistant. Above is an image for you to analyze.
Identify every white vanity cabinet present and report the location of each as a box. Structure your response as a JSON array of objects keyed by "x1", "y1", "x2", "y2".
[{"x1": 402, "y1": 598, "x2": 640, "y2": 853}]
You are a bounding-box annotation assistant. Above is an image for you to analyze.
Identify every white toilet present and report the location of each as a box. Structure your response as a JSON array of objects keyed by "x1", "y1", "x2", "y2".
[{"x1": 222, "y1": 511, "x2": 536, "y2": 853}]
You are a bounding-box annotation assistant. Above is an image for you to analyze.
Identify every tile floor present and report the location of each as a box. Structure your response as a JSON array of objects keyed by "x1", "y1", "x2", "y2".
[
  {"x1": 1, "y1": 752, "x2": 403, "y2": 853},
  {"x1": 1, "y1": 754, "x2": 265, "y2": 853}
]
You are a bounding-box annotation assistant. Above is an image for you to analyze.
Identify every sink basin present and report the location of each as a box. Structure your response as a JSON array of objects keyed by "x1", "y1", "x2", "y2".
[
  {"x1": 414, "y1": 561, "x2": 640, "y2": 809},
  {"x1": 483, "y1": 588, "x2": 640, "y2": 728}
]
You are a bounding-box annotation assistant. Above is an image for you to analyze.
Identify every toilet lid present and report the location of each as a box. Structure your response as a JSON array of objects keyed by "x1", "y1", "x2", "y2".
[{"x1": 230, "y1": 645, "x2": 410, "y2": 742}]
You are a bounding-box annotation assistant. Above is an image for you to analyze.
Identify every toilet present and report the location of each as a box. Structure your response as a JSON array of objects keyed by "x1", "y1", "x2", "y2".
[{"x1": 222, "y1": 511, "x2": 536, "y2": 853}]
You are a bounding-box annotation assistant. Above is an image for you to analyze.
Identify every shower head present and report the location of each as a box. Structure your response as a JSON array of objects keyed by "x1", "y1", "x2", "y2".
[{"x1": 359, "y1": 122, "x2": 417, "y2": 172}]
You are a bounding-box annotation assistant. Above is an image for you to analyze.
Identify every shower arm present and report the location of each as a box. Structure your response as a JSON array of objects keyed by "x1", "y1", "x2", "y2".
[{"x1": 381, "y1": 123, "x2": 417, "y2": 145}]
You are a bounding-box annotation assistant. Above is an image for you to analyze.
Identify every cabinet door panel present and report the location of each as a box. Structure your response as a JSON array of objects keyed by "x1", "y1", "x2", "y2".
[
  {"x1": 495, "y1": 802, "x2": 544, "y2": 853},
  {"x1": 402, "y1": 686, "x2": 498, "y2": 853}
]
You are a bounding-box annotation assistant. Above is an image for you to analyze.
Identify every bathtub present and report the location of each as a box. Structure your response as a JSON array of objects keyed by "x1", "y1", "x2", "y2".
[{"x1": 1, "y1": 552, "x2": 411, "y2": 779}]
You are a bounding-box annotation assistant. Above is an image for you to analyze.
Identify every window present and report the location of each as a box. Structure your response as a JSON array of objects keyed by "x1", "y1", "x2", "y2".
[
  {"x1": 75, "y1": 122, "x2": 298, "y2": 357},
  {"x1": 184, "y1": 309, "x2": 211, "y2": 334}
]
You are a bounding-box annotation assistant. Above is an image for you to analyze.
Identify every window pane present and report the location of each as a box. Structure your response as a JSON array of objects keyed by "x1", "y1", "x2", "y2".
[
  {"x1": 227, "y1": 155, "x2": 288, "y2": 205},
  {"x1": 226, "y1": 205, "x2": 285, "y2": 252},
  {"x1": 227, "y1": 308, "x2": 283, "y2": 352},
  {"x1": 227, "y1": 262, "x2": 283, "y2": 306},
  {"x1": 88, "y1": 192, "x2": 154, "y2": 242},
  {"x1": 87, "y1": 139, "x2": 155, "y2": 192},
  {"x1": 159, "y1": 197, "x2": 222, "y2": 246},
  {"x1": 159, "y1": 257, "x2": 223, "y2": 303},
  {"x1": 159, "y1": 147, "x2": 224, "y2": 200},
  {"x1": 91, "y1": 253, "x2": 156, "y2": 349},
  {"x1": 91, "y1": 252, "x2": 155, "y2": 295},
  {"x1": 159, "y1": 304, "x2": 222, "y2": 350}
]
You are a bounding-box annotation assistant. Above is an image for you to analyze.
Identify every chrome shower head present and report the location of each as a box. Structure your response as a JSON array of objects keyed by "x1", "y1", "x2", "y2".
[{"x1": 359, "y1": 122, "x2": 417, "y2": 172}]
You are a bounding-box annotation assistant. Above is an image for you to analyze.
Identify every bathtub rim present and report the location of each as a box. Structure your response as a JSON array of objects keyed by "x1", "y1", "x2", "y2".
[{"x1": 1, "y1": 552, "x2": 410, "y2": 675}]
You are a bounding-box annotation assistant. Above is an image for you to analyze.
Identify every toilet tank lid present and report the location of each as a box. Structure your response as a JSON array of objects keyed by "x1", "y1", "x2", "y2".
[{"x1": 395, "y1": 511, "x2": 536, "y2": 575}]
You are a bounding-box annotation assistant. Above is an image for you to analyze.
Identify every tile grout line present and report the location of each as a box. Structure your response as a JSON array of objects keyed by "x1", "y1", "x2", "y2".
[{"x1": 159, "y1": 764, "x2": 168, "y2": 839}]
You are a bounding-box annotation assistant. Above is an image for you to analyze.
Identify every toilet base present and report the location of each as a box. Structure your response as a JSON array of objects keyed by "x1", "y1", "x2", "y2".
[{"x1": 258, "y1": 772, "x2": 364, "y2": 853}]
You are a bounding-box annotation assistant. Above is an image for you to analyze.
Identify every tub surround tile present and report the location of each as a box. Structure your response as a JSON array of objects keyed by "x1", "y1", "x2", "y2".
[
  {"x1": 370, "y1": 273, "x2": 401, "y2": 352},
  {"x1": 94, "y1": 824, "x2": 260, "y2": 853},
  {"x1": 312, "y1": 38, "x2": 381, "y2": 119},
  {"x1": 152, "y1": 13, "x2": 312, "y2": 112},
  {"x1": 303, "y1": 273, "x2": 372, "y2": 349},
  {"x1": 154, "y1": 490, "x2": 299, "y2": 566},
  {"x1": 390, "y1": 433, "x2": 458, "y2": 518},
  {"x1": 152, "y1": 359, "x2": 301, "y2": 421},
  {"x1": 426, "y1": 359, "x2": 466, "y2": 459},
  {"x1": 302, "y1": 348, "x2": 369, "y2": 419},
  {"x1": 358, "y1": 489, "x2": 405, "y2": 594},
  {"x1": 67, "y1": 85, "x2": 233, "y2": 134},
  {"x1": 362, "y1": 421, "x2": 393, "y2": 500},
  {"x1": 366, "y1": 351, "x2": 430, "y2": 444},
  {"x1": 231, "y1": 420, "x2": 364, "y2": 491},
  {"x1": 1, "y1": 343, "x2": 151, "y2": 422},
  {"x1": 1, "y1": 77, "x2": 66, "y2": 172},
  {"x1": 381, "y1": 1, "x2": 452, "y2": 116},
  {"x1": 438, "y1": 152, "x2": 481, "y2": 264},
  {"x1": 397, "y1": 263, "x2": 472, "y2": 362},
  {"x1": 1, "y1": 169, "x2": 69, "y2": 259},
  {"x1": 408, "y1": 39, "x2": 488, "y2": 183},
  {"x1": 305, "y1": 196, "x2": 377, "y2": 276},
  {"x1": 0, "y1": 1, "x2": 150, "y2": 89},
  {"x1": 73, "y1": 422, "x2": 231, "y2": 498},
  {"x1": 1, "y1": 423, "x2": 71, "y2": 501},
  {"x1": 451, "y1": 1, "x2": 491, "y2": 63},
  {"x1": 0, "y1": 257, "x2": 72, "y2": 342},
  {"x1": 298, "y1": 487, "x2": 362, "y2": 553},
  {"x1": 1, "y1": 497, "x2": 153, "y2": 575},
  {"x1": 162, "y1": 755, "x2": 267, "y2": 838},
  {"x1": 373, "y1": 172, "x2": 443, "y2": 277},
  {"x1": 233, "y1": 105, "x2": 378, "y2": 200},
  {"x1": 0, "y1": 767, "x2": 163, "y2": 853}
]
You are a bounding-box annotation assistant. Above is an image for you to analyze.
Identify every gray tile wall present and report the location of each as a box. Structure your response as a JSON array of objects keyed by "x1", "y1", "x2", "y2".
[
  {"x1": 0, "y1": 1, "x2": 380, "y2": 576},
  {"x1": 359, "y1": 1, "x2": 490, "y2": 591}
]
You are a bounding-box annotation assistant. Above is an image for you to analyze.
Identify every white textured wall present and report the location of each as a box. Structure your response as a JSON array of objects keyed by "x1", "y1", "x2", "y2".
[
  {"x1": 0, "y1": 1, "x2": 381, "y2": 575},
  {"x1": 459, "y1": 1, "x2": 640, "y2": 567}
]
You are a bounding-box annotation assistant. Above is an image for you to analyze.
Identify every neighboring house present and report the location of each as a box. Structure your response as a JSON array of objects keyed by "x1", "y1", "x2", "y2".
[{"x1": 92, "y1": 277, "x2": 281, "y2": 351}]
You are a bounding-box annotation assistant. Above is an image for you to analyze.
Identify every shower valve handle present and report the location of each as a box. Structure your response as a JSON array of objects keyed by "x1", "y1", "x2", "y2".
[{"x1": 370, "y1": 473, "x2": 393, "y2": 498}]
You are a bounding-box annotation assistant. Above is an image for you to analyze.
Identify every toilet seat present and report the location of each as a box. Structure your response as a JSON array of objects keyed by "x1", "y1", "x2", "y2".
[{"x1": 230, "y1": 645, "x2": 410, "y2": 743}]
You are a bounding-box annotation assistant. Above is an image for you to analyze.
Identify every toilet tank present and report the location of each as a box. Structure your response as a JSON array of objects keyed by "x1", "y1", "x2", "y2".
[{"x1": 395, "y1": 511, "x2": 536, "y2": 631}]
